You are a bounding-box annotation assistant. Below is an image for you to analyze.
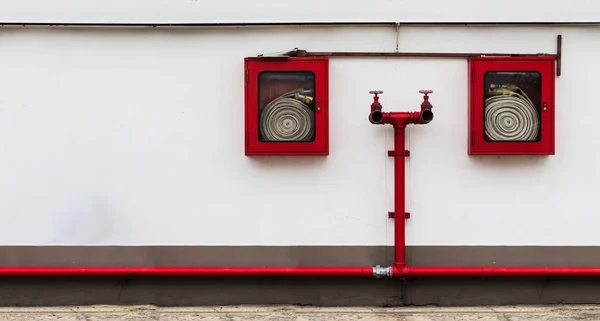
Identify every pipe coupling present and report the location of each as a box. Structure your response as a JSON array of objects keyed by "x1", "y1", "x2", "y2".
[{"x1": 372, "y1": 265, "x2": 393, "y2": 279}]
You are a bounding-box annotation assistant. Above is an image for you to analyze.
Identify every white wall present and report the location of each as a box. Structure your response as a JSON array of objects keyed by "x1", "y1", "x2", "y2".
[
  {"x1": 0, "y1": 0, "x2": 597, "y2": 24},
  {"x1": 0, "y1": 24, "x2": 597, "y2": 246}
]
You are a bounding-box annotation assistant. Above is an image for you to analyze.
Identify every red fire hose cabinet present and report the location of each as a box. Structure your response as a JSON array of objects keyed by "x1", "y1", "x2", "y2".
[
  {"x1": 468, "y1": 56, "x2": 556, "y2": 155},
  {"x1": 244, "y1": 57, "x2": 329, "y2": 156}
]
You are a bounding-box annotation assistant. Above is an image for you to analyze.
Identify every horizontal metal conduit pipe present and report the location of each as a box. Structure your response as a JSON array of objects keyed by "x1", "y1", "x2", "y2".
[
  {"x1": 0, "y1": 22, "x2": 597, "y2": 27},
  {"x1": 296, "y1": 50, "x2": 555, "y2": 58}
]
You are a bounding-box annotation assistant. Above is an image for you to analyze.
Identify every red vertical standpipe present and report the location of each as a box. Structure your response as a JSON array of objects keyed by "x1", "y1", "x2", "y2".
[
  {"x1": 368, "y1": 90, "x2": 433, "y2": 267},
  {"x1": 394, "y1": 127, "x2": 407, "y2": 267}
]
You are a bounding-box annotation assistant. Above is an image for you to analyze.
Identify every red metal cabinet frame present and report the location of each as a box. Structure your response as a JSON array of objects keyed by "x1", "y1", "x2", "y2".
[
  {"x1": 244, "y1": 57, "x2": 329, "y2": 156},
  {"x1": 468, "y1": 56, "x2": 556, "y2": 155}
]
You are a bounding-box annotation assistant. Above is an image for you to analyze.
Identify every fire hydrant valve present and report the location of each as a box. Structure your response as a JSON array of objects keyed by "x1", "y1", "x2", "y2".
[{"x1": 367, "y1": 89, "x2": 435, "y2": 126}]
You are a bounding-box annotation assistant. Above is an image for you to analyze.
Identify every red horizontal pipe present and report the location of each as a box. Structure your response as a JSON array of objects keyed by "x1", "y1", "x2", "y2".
[
  {"x1": 395, "y1": 266, "x2": 600, "y2": 278},
  {"x1": 2, "y1": 266, "x2": 600, "y2": 278},
  {"x1": 0, "y1": 266, "x2": 374, "y2": 277}
]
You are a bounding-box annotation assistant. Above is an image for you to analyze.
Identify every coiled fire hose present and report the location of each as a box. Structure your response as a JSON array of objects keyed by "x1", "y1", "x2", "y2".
[
  {"x1": 260, "y1": 88, "x2": 315, "y2": 141},
  {"x1": 484, "y1": 84, "x2": 540, "y2": 141}
]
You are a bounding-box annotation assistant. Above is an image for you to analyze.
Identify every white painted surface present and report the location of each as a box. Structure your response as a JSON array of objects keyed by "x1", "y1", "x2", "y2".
[
  {"x1": 0, "y1": 0, "x2": 598, "y2": 24},
  {"x1": 0, "y1": 24, "x2": 595, "y2": 246}
]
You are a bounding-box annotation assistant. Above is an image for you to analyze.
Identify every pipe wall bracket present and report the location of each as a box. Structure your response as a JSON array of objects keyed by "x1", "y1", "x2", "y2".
[
  {"x1": 389, "y1": 212, "x2": 410, "y2": 219},
  {"x1": 388, "y1": 150, "x2": 410, "y2": 157}
]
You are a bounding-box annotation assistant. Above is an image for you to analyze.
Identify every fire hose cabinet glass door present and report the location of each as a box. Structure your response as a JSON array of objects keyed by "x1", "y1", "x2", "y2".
[
  {"x1": 244, "y1": 57, "x2": 329, "y2": 156},
  {"x1": 468, "y1": 56, "x2": 555, "y2": 155}
]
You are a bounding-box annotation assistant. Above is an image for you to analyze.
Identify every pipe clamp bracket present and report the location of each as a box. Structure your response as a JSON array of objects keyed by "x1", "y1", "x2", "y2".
[
  {"x1": 388, "y1": 150, "x2": 410, "y2": 157},
  {"x1": 389, "y1": 212, "x2": 410, "y2": 219}
]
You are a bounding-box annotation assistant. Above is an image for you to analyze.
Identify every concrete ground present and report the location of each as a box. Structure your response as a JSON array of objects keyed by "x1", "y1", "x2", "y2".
[{"x1": 0, "y1": 305, "x2": 599, "y2": 320}]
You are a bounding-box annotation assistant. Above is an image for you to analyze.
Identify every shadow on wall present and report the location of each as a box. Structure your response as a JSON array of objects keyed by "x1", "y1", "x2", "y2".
[
  {"x1": 467, "y1": 154, "x2": 551, "y2": 170},
  {"x1": 246, "y1": 155, "x2": 328, "y2": 171}
]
